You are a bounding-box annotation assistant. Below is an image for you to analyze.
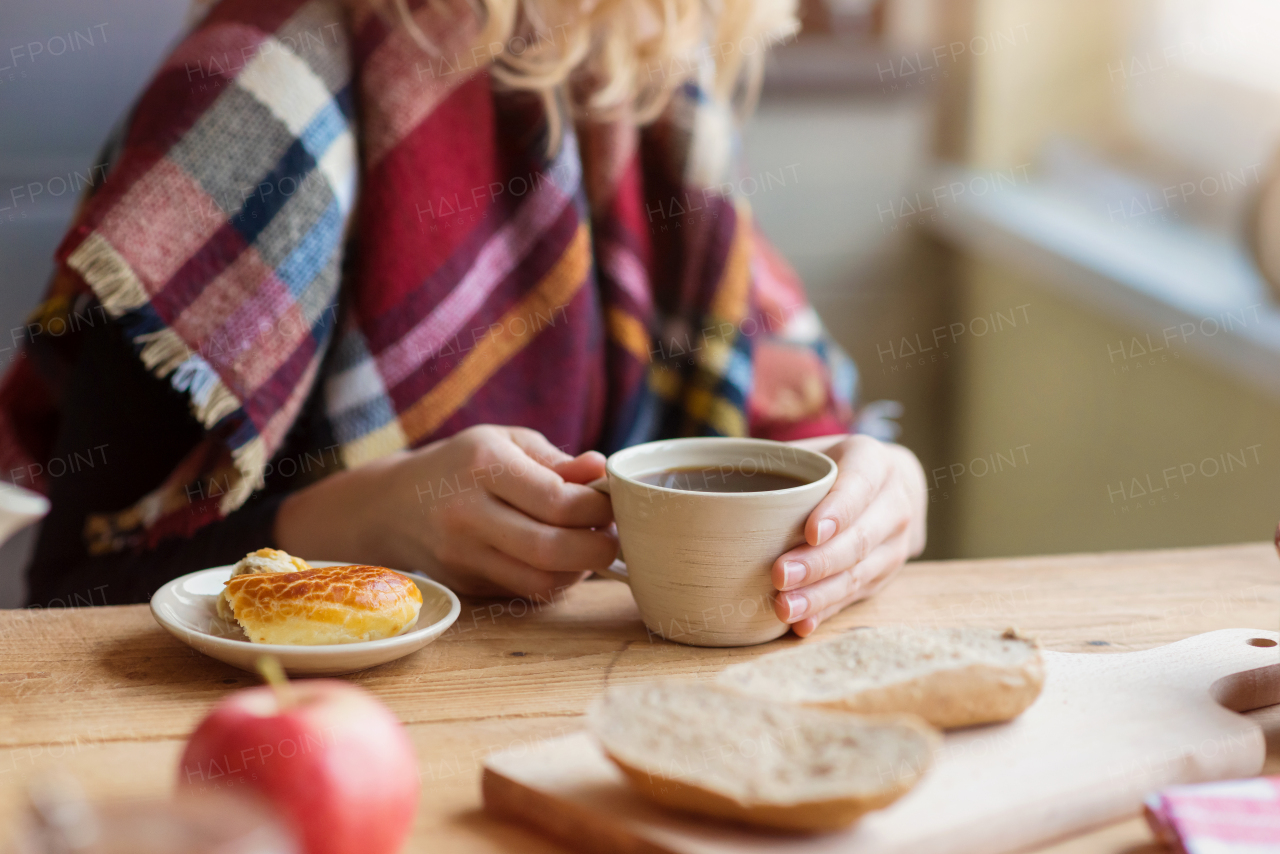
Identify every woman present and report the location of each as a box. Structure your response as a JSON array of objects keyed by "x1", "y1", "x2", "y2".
[{"x1": 0, "y1": 0, "x2": 926, "y2": 637}]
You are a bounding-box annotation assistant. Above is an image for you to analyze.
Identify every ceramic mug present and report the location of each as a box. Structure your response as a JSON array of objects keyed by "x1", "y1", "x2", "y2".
[{"x1": 588, "y1": 437, "x2": 837, "y2": 647}]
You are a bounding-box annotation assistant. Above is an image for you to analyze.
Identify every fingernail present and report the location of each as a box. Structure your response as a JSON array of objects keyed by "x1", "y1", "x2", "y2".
[
  {"x1": 816, "y1": 518, "x2": 837, "y2": 545},
  {"x1": 783, "y1": 591, "x2": 807, "y2": 621},
  {"x1": 781, "y1": 560, "x2": 805, "y2": 588}
]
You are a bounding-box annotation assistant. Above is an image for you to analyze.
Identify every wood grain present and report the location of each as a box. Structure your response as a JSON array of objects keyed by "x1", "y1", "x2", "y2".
[{"x1": 1, "y1": 542, "x2": 1278, "y2": 853}]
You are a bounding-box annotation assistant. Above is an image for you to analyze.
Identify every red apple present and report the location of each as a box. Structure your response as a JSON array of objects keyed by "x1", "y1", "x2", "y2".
[{"x1": 178, "y1": 677, "x2": 419, "y2": 854}]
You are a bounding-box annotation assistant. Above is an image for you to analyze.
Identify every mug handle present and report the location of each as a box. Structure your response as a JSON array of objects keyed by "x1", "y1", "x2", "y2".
[{"x1": 587, "y1": 476, "x2": 629, "y2": 585}]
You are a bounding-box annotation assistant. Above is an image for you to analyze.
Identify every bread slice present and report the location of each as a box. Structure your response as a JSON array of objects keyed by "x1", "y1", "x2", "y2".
[
  {"x1": 716, "y1": 626, "x2": 1044, "y2": 729},
  {"x1": 587, "y1": 682, "x2": 938, "y2": 832}
]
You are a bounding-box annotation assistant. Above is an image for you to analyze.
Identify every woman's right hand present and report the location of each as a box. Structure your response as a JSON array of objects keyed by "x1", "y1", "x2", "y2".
[{"x1": 274, "y1": 425, "x2": 618, "y2": 598}]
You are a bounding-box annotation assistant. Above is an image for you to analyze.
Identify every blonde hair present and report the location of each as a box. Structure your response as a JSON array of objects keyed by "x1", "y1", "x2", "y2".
[{"x1": 376, "y1": 0, "x2": 798, "y2": 130}]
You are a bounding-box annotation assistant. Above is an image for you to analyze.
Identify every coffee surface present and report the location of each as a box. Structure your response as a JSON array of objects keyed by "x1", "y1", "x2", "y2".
[{"x1": 635, "y1": 466, "x2": 808, "y2": 493}]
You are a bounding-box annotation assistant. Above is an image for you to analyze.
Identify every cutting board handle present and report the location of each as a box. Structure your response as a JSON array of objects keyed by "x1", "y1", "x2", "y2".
[{"x1": 1212, "y1": 637, "x2": 1280, "y2": 711}]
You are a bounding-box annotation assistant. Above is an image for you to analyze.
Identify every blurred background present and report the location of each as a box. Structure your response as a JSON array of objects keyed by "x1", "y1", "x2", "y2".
[{"x1": 3, "y1": 0, "x2": 1280, "y2": 605}]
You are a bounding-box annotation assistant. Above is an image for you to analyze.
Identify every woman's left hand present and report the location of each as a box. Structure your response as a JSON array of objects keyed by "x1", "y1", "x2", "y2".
[{"x1": 772, "y1": 435, "x2": 927, "y2": 637}]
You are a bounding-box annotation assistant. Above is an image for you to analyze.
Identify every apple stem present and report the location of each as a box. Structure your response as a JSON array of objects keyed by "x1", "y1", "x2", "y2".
[{"x1": 255, "y1": 656, "x2": 295, "y2": 709}]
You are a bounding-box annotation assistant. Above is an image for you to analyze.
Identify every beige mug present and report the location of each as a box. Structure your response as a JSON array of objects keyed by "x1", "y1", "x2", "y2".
[{"x1": 588, "y1": 437, "x2": 837, "y2": 647}]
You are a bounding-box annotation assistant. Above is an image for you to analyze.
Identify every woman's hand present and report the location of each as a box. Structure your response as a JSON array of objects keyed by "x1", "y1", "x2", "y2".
[
  {"x1": 275, "y1": 425, "x2": 617, "y2": 598},
  {"x1": 772, "y1": 435, "x2": 927, "y2": 637}
]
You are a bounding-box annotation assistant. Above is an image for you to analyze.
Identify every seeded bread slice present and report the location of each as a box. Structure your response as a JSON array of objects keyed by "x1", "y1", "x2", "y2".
[
  {"x1": 716, "y1": 626, "x2": 1044, "y2": 729},
  {"x1": 587, "y1": 682, "x2": 938, "y2": 832}
]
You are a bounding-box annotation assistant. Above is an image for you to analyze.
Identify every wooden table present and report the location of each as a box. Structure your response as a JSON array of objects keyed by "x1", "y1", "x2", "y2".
[{"x1": 2, "y1": 543, "x2": 1278, "y2": 853}]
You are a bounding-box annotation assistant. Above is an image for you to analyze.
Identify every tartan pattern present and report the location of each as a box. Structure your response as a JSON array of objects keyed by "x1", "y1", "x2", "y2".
[
  {"x1": 0, "y1": 0, "x2": 857, "y2": 555},
  {"x1": 61, "y1": 0, "x2": 356, "y2": 524},
  {"x1": 324, "y1": 128, "x2": 589, "y2": 465}
]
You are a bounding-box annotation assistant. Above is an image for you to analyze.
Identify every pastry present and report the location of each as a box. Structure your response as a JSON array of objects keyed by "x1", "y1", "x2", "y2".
[
  {"x1": 216, "y1": 548, "x2": 312, "y2": 621},
  {"x1": 223, "y1": 565, "x2": 423, "y2": 645}
]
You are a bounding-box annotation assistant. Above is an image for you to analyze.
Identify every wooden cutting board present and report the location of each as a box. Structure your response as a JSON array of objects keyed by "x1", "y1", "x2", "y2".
[{"x1": 482, "y1": 628, "x2": 1280, "y2": 854}]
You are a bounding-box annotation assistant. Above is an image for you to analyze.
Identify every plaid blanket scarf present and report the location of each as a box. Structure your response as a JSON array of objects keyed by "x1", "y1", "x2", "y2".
[{"x1": 0, "y1": 0, "x2": 856, "y2": 555}]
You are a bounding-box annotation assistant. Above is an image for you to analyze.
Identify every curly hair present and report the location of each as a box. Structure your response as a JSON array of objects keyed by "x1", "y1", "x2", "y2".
[{"x1": 371, "y1": 0, "x2": 798, "y2": 129}]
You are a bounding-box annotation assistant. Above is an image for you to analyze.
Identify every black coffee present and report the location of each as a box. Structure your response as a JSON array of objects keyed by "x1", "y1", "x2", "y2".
[{"x1": 635, "y1": 465, "x2": 808, "y2": 493}]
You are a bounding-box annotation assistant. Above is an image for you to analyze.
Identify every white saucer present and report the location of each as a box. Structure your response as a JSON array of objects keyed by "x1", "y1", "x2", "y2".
[{"x1": 150, "y1": 561, "x2": 461, "y2": 676}]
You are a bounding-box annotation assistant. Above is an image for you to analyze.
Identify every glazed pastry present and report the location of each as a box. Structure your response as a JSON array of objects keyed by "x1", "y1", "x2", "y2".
[
  {"x1": 216, "y1": 548, "x2": 313, "y2": 621},
  {"x1": 223, "y1": 565, "x2": 423, "y2": 645}
]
